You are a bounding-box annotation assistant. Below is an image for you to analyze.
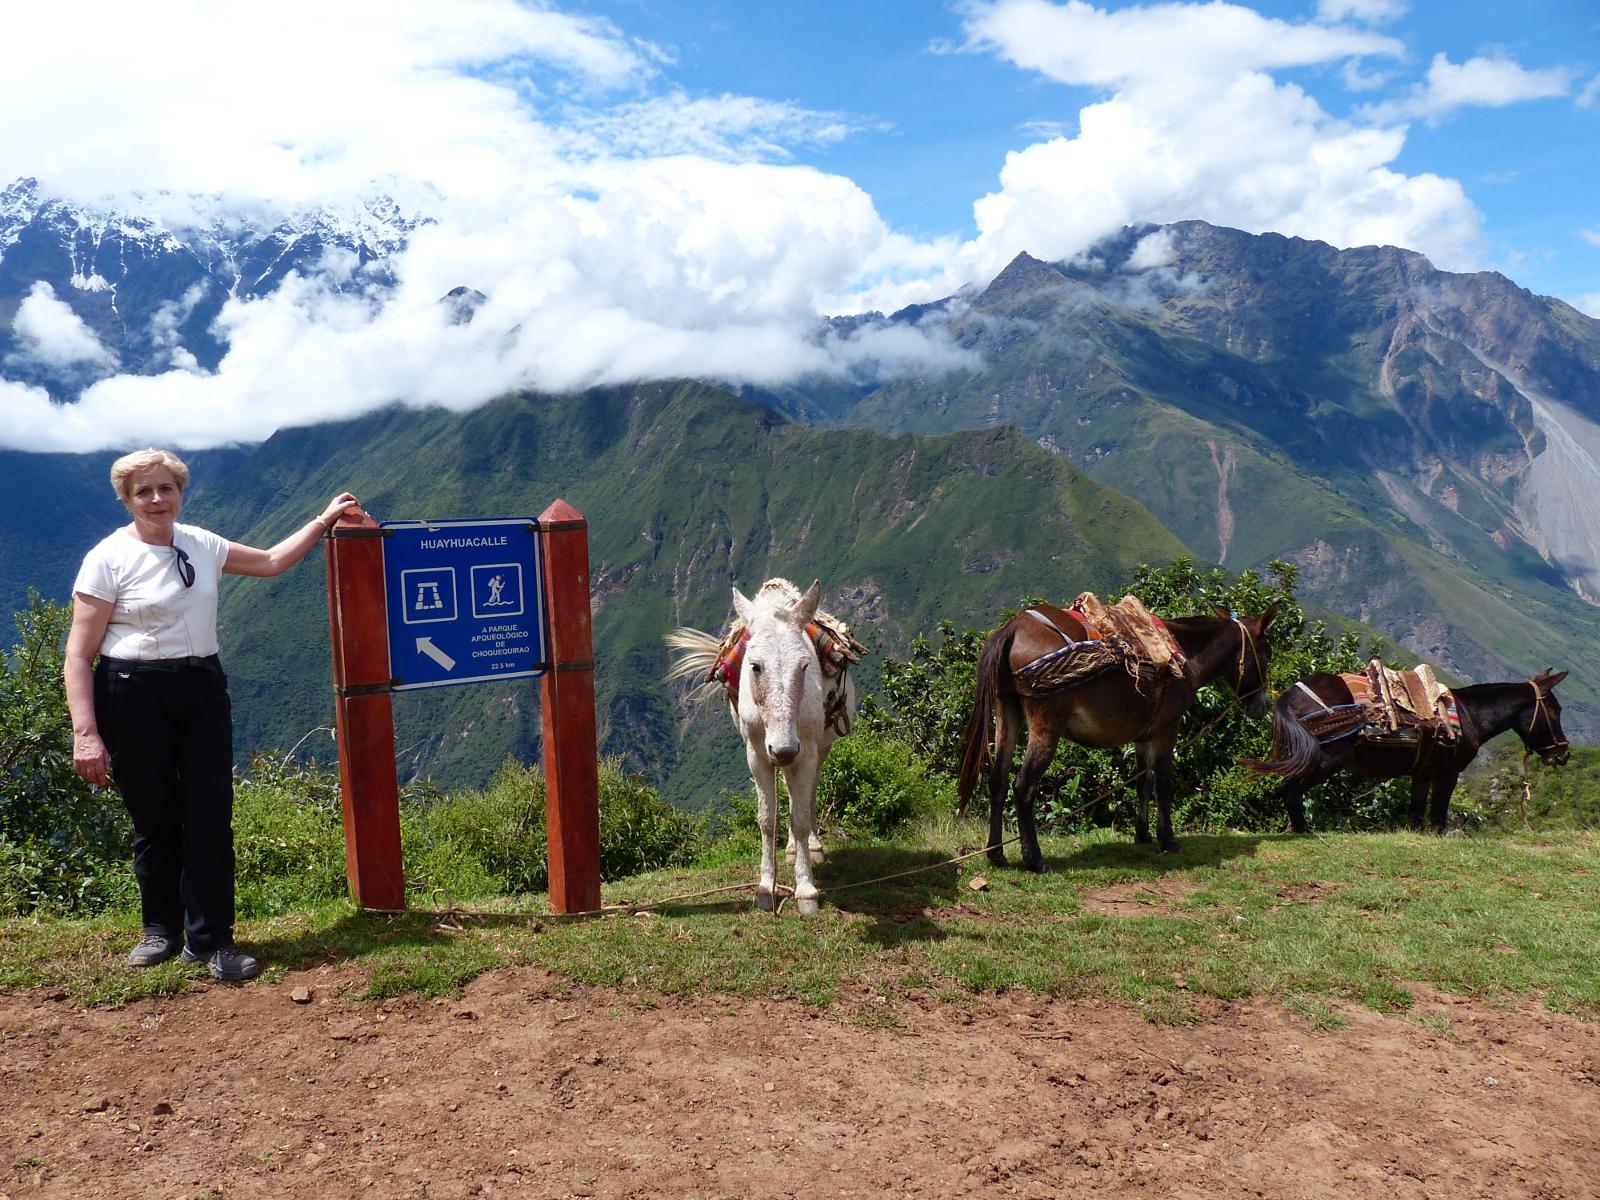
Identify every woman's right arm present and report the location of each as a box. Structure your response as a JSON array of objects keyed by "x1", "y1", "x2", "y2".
[{"x1": 65, "y1": 593, "x2": 114, "y2": 786}]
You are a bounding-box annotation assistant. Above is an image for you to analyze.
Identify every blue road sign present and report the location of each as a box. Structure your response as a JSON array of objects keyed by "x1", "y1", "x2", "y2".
[{"x1": 381, "y1": 518, "x2": 546, "y2": 691}]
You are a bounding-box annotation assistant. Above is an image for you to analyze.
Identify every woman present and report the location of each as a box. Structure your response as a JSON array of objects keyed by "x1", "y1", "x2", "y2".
[{"x1": 65, "y1": 448, "x2": 360, "y2": 982}]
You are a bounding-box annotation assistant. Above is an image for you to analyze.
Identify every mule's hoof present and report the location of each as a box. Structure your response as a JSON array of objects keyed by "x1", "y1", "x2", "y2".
[
  {"x1": 1022, "y1": 857, "x2": 1050, "y2": 875},
  {"x1": 986, "y1": 849, "x2": 1008, "y2": 868},
  {"x1": 754, "y1": 890, "x2": 776, "y2": 913},
  {"x1": 809, "y1": 846, "x2": 826, "y2": 865},
  {"x1": 795, "y1": 894, "x2": 820, "y2": 916},
  {"x1": 1159, "y1": 841, "x2": 1181, "y2": 855},
  {"x1": 1133, "y1": 830, "x2": 1154, "y2": 845}
]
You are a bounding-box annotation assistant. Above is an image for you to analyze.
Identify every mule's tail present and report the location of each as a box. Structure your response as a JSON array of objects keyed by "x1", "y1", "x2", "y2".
[
  {"x1": 957, "y1": 623, "x2": 1014, "y2": 814},
  {"x1": 664, "y1": 626, "x2": 725, "y2": 703},
  {"x1": 1238, "y1": 692, "x2": 1324, "y2": 778}
]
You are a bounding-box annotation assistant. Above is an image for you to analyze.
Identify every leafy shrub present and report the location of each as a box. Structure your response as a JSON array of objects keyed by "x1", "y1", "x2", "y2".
[
  {"x1": 409, "y1": 755, "x2": 702, "y2": 899},
  {"x1": 232, "y1": 753, "x2": 351, "y2": 916},
  {"x1": 0, "y1": 593, "x2": 134, "y2": 915},
  {"x1": 597, "y1": 758, "x2": 706, "y2": 879},
  {"x1": 819, "y1": 734, "x2": 951, "y2": 835},
  {"x1": 414, "y1": 758, "x2": 550, "y2": 897},
  {"x1": 236, "y1": 753, "x2": 704, "y2": 907}
]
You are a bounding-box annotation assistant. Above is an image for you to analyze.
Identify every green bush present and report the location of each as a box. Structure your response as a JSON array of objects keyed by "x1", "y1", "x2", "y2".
[
  {"x1": 819, "y1": 734, "x2": 951, "y2": 835},
  {"x1": 232, "y1": 753, "x2": 351, "y2": 916},
  {"x1": 235, "y1": 753, "x2": 705, "y2": 908},
  {"x1": 596, "y1": 758, "x2": 706, "y2": 879},
  {"x1": 414, "y1": 758, "x2": 550, "y2": 897},
  {"x1": 409, "y1": 755, "x2": 703, "y2": 900},
  {"x1": 0, "y1": 593, "x2": 134, "y2": 915}
]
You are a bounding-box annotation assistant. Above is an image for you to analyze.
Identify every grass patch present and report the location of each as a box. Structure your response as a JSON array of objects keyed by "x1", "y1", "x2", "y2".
[
  {"x1": 1286, "y1": 995, "x2": 1352, "y2": 1031},
  {"x1": 4, "y1": 823, "x2": 1598, "y2": 1024}
]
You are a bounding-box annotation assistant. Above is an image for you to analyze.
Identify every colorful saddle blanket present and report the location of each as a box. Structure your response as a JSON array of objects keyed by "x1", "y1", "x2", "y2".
[
  {"x1": 1302, "y1": 660, "x2": 1460, "y2": 744},
  {"x1": 1011, "y1": 593, "x2": 1184, "y2": 696},
  {"x1": 1070, "y1": 592, "x2": 1185, "y2": 675}
]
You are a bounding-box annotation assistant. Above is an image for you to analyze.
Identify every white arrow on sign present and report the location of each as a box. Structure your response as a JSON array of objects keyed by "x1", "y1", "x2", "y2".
[{"x1": 416, "y1": 637, "x2": 457, "y2": 672}]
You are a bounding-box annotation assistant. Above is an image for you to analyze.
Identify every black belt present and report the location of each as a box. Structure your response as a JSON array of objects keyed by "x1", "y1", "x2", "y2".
[{"x1": 98, "y1": 654, "x2": 222, "y2": 672}]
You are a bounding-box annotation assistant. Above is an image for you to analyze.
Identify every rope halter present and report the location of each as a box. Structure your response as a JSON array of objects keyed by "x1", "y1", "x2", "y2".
[
  {"x1": 1526, "y1": 680, "x2": 1570, "y2": 757},
  {"x1": 1233, "y1": 616, "x2": 1269, "y2": 705}
]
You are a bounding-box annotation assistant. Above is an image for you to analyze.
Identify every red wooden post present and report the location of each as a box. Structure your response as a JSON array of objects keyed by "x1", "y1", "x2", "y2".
[
  {"x1": 538, "y1": 499, "x2": 601, "y2": 913},
  {"x1": 325, "y1": 507, "x2": 406, "y2": 910}
]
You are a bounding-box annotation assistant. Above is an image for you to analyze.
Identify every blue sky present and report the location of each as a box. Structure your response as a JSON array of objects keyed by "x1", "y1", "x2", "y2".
[{"x1": 3, "y1": 0, "x2": 1597, "y2": 449}]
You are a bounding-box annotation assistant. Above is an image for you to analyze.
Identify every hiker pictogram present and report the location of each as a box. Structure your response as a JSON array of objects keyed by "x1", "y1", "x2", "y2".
[{"x1": 471, "y1": 562, "x2": 524, "y2": 619}]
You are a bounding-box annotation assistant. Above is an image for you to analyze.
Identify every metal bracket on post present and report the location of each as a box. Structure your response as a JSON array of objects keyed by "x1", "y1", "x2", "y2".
[
  {"x1": 537, "y1": 499, "x2": 602, "y2": 914},
  {"x1": 326, "y1": 509, "x2": 406, "y2": 910}
]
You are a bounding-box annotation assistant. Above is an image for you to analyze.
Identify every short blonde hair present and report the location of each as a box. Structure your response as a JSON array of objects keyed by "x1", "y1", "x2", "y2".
[{"x1": 110, "y1": 448, "x2": 191, "y2": 501}]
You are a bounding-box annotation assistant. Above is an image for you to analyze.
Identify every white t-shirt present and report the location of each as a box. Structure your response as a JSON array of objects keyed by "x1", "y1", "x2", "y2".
[{"x1": 72, "y1": 523, "x2": 232, "y2": 660}]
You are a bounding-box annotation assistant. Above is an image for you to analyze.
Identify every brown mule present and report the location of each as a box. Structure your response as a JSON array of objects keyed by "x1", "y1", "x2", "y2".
[
  {"x1": 1244, "y1": 669, "x2": 1571, "y2": 833},
  {"x1": 957, "y1": 603, "x2": 1280, "y2": 867}
]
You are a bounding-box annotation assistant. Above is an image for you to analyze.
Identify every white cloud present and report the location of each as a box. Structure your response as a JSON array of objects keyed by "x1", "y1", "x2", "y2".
[
  {"x1": 901, "y1": 0, "x2": 1478, "y2": 299},
  {"x1": 0, "y1": 0, "x2": 648, "y2": 212},
  {"x1": 562, "y1": 92, "x2": 863, "y2": 162},
  {"x1": 1573, "y1": 293, "x2": 1600, "y2": 319},
  {"x1": 1580, "y1": 74, "x2": 1600, "y2": 108},
  {"x1": 9, "y1": 283, "x2": 117, "y2": 369},
  {"x1": 1128, "y1": 228, "x2": 1177, "y2": 270},
  {"x1": 1316, "y1": 0, "x2": 1407, "y2": 23},
  {"x1": 1582, "y1": 229, "x2": 1600, "y2": 249},
  {"x1": 1364, "y1": 54, "x2": 1573, "y2": 124},
  {"x1": 961, "y1": 0, "x2": 1403, "y2": 93}
]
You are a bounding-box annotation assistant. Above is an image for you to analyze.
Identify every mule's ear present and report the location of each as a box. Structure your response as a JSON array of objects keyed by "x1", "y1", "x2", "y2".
[
  {"x1": 1213, "y1": 605, "x2": 1230, "y2": 618},
  {"x1": 731, "y1": 585, "x2": 756, "y2": 625},
  {"x1": 794, "y1": 579, "x2": 822, "y2": 624},
  {"x1": 1541, "y1": 669, "x2": 1569, "y2": 688},
  {"x1": 1259, "y1": 600, "x2": 1282, "y2": 629}
]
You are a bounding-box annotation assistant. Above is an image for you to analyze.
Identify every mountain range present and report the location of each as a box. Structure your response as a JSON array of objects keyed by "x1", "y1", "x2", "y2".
[
  {"x1": 2, "y1": 182, "x2": 1595, "y2": 802},
  {"x1": 0, "y1": 178, "x2": 416, "y2": 395}
]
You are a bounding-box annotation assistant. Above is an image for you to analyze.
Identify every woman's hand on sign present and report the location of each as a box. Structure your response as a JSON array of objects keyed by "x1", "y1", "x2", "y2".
[{"x1": 318, "y1": 492, "x2": 361, "y2": 529}]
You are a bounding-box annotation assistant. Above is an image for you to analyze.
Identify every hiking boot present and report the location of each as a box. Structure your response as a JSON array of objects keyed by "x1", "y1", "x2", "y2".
[
  {"x1": 127, "y1": 933, "x2": 179, "y2": 968},
  {"x1": 181, "y1": 944, "x2": 262, "y2": 982}
]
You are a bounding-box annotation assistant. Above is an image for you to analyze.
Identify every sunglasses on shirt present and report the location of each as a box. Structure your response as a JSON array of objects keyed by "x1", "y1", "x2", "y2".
[{"x1": 172, "y1": 544, "x2": 195, "y2": 588}]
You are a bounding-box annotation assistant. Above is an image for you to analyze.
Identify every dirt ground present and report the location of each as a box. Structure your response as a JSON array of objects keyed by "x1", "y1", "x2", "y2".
[{"x1": 3, "y1": 965, "x2": 1599, "y2": 1200}]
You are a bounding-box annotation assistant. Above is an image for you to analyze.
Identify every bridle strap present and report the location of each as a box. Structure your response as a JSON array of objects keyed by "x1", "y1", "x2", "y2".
[
  {"x1": 1527, "y1": 681, "x2": 1569, "y2": 755},
  {"x1": 1233, "y1": 618, "x2": 1267, "y2": 702}
]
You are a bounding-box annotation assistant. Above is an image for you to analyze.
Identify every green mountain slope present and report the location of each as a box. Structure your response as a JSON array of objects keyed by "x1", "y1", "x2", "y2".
[{"x1": 161, "y1": 381, "x2": 1188, "y2": 806}]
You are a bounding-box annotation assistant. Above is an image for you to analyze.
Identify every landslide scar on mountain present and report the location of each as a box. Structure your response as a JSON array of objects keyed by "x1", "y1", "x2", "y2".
[{"x1": 1207, "y1": 439, "x2": 1237, "y2": 564}]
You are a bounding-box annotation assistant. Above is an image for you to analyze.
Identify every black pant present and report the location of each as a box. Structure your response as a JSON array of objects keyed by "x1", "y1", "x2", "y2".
[{"x1": 94, "y1": 657, "x2": 235, "y2": 952}]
